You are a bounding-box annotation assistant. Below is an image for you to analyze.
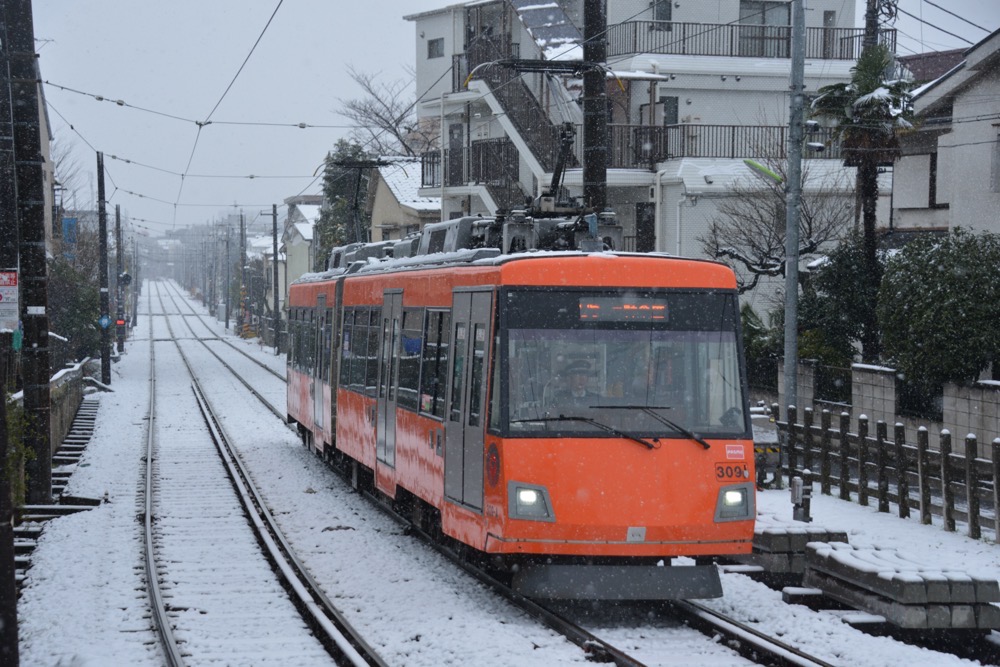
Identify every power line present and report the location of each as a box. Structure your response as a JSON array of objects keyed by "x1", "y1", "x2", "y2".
[
  {"x1": 921, "y1": 0, "x2": 992, "y2": 34},
  {"x1": 896, "y1": 6, "x2": 974, "y2": 46}
]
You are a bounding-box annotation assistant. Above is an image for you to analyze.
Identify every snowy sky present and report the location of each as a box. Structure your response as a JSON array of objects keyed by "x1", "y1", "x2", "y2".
[
  {"x1": 32, "y1": 0, "x2": 444, "y2": 237},
  {"x1": 31, "y1": 1, "x2": 1000, "y2": 238}
]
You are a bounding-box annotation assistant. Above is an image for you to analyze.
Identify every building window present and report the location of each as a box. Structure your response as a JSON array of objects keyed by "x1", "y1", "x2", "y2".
[
  {"x1": 660, "y1": 96, "x2": 679, "y2": 126},
  {"x1": 652, "y1": 0, "x2": 672, "y2": 22},
  {"x1": 992, "y1": 136, "x2": 1000, "y2": 193},
  {"x1": 651, "y1": 0, "x2": 672, "y2": 31},
  {"x1": 427, "y1": 38, "x2": 444, "y2": 59},
  {"x1": 929, "y1": 152, "x2": 939, "y2": 205}
]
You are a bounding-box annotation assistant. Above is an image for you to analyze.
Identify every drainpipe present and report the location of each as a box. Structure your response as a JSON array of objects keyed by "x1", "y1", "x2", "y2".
[
  {"x1": 440, "y1": 92, "x2": 447, "y2": 219},
  {"x1": 652, "y1": 168, "x2": 685, "y2": 254}
]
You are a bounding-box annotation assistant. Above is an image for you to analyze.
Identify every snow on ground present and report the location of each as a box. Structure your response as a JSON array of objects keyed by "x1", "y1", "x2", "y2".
[{"x1": 15, "y1": 283, "x2": 1000, "y2": 666}]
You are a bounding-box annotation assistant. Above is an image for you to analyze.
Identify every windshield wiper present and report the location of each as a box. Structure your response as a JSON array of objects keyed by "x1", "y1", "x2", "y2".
[
  {"x1": 601, "y1": 405, "x2": 711, "y2": 450},
  {"x1": 511, "y1": 415, "x2": 658, "y2": 450}
]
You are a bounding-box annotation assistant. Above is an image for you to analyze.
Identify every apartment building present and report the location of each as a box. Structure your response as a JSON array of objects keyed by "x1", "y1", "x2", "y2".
[{"x1": 406, "y1": 0, "x2": 894, "y2": 263}]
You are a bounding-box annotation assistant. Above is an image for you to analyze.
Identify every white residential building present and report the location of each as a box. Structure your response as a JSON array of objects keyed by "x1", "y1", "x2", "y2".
[
  {"x1": 892, "y1": 29, "x2": 1000, "y2": 236},
  {"x1": 405, "y1": 0, "x2": 895, "y2": 278}
]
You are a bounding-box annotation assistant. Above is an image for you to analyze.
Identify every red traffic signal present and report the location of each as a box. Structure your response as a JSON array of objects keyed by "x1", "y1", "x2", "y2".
[{"x1": 115, "y1": 319, "x2": 126, "y2": 326}]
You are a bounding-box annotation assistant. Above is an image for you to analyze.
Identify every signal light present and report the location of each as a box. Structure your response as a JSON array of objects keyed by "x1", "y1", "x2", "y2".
[{"x1": 115, "y1": 319, "x2": 126, "y2": 326}]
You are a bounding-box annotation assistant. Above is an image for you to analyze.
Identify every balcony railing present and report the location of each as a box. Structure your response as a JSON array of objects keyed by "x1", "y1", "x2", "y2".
[
  {"x1": 421, "y1": 138, "x2": 527, "y2": 211},
  {"x1": 607, "y1": 21, "x2": 895, "y2": 60},
  {"x1": 424, "y1": 125, "x2": 843, "y2": 188},
  {"x1": 604, "y1": 124, "x2": 843, "y2": 167}
]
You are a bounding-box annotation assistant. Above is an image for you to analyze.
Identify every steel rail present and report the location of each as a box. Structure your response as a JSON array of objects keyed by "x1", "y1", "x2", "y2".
[
  {"x1": 156, "y1": 283, "x2": 386, "y2": 666},
  {"x1": 142, "y1": 287, "x2": 187, "y2": 667},
  {"x1": 162, "y1": 279, "x2": 285, "y2": 381}
]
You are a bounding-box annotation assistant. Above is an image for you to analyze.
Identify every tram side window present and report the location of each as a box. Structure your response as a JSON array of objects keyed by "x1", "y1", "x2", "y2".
[
  {"x1": 350, "y1": 310, "x2": 369, "y2": 392},
  {"x1": 467, "y1": 323, "x2": 486, "y2": 427},
  {"x1": 419, "y1": 310, "x2": 450, "y2": 419},
  {"x1": 397, "y1": 308, "x2": 423, "y2": 411},
  {"x1": 365, "y1": 308, "x2": 382, "y2": 398},
  {"x1": 450, "y1": 322, "x2": 467, "y2": 422},
  {"x1": 287, "y1": 309, "x2": 296, "y2": 369},
  {"x1": 303, "y1": 309, "x2": 315, "y2": 376},
  {"x1": 339, "y1": 309, "x2": 355, "y2": 387}
]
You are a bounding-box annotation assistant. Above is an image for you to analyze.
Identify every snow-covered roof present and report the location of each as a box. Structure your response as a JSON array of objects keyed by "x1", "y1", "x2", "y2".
[
  {"x1": 292, "y1": 204, "x2": 321, "y2": 223},
  {"x1": 657, "y1": 158, "x2": 889, "y2": 195},
  {"x1": 378, "y1": 158, "x2": 440, "y2": 213},
  {"x1": 292, "y1": 221, "x2": 314, "y2": 241},
  {"x1": 510, "y1": 0, "x2": 582, "y2": 62},
  {"x1": 621, "y1": 54, "x2": 855, "y2": 80}
]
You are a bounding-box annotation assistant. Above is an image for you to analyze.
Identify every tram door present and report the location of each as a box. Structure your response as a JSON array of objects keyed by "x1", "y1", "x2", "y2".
[
  {"x1": 313, "y1": 295, "x2": 327, "y2": 430},
  {"x1": 376, "y1": 290, "x2": 402, "y2": 467},
  {"x1": 444, "y1": 289, "x2": 492, "y2": 512}
]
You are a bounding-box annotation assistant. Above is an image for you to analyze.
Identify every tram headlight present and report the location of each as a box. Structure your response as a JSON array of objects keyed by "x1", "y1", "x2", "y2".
[
  {"x1": 508, "y1": 482, "x2": 555, "y2": 522},
  {"x1": 723, "y1": 490, "x2": 745, "y2": 506},
  {"x1": 715, "y1": 483, "x2": 754, "y2": 521}
]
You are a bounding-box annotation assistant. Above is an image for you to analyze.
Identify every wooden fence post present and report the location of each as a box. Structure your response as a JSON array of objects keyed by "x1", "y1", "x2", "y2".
[
  {"x1": 803, "y1": 407, "x2": 814, "y2": 471},
  {"x1": 876, "y1": 420, "x2": 889, "y2": 513},
  {"x1": 993, "y1": 439, "x2": 1000, "y2": 540},
  {"x1": 820, "y1": 409, "x2": 832, "y2": 496},
  {"x1": 858, "y1": 416, "x2": 870, "y2": 507},
  {"x1": 838, "y1": 412, "x2": 851, "y2": 501},
  {"x1": 772, "y1": 403, "x2": 783, "y2": 490},
  {"x1": 966, "y1": 434, "x2": 980, "y2": 540},
  {"x1": 917, "y1": 427, "x2": 931, "y2": 525},
  {"x1": 894, "y1": 422, "x2": 909, "y2": 519},
  {"x1": 941, "y1": 430, "x2": 955, "y2": 532},
  {"x1": 786, "y1": 405, "x2": 798, "y2": 482}
]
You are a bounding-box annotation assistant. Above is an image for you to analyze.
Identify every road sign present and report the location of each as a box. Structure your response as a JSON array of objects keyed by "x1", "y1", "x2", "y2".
[
  {"x1": 98, "y1": 314, "x2": 112, "y2": 329},
  {"x1": 0, "y1": 271, "x2": 17, "y2": 331}
]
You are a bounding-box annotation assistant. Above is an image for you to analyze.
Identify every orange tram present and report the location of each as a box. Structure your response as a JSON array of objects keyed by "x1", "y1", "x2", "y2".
[{"x1": 286, "y1": 214, "x2": 755, "y2": 600}]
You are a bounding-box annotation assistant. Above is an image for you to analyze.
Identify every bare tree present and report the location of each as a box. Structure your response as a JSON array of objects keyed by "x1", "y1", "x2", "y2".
[
  {"x1": 50, "y1": 134, "x2": 86, "y2": 209},
  {"x1": 699, "y1": 156, "x2": 854, "y2": 294},
  {"x1": 339, "y1": 67, "x2": 439, "y2": 157}
]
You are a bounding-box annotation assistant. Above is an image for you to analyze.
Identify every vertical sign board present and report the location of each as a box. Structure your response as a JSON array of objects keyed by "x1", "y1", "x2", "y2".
[{"x1": 0, "y1": 272, "x2": 17, "y2": 332}]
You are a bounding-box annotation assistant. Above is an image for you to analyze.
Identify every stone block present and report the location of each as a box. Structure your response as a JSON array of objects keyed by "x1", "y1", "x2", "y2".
[
  {"x1": 974, "y1": 578, "x2": 1000, "y2": 603},
  {"x1": 977, "y1": 603, "x2": 1000, "y2": 629},
  {"x1": 951, "y1": 605, "x2": 977, "y2": 629}
]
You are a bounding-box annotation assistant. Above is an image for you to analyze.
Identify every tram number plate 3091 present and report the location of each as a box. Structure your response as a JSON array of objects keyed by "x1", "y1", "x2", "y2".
[{"x1": 715, "y1": 463, "x2": 750, "y2": 481}]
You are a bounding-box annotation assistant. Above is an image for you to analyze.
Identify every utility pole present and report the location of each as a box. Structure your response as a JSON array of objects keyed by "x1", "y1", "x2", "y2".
[
  {"x1": 857, "y1": 0, "x2": 882, "y2": 363},
  {"x1": 0, "y1": 4, "x2": 19, "y2": 625},
  {"x1": 582, "y1": 0, "x2": 607, "y2": 213},
  {"x1": 97, "y1": 153, "x2": 110, "y2": 384},
  {"x1": 783, "y1": 0, "x2": 805, "y2": 415},
  {"x1": 224, "y1": 226, "x2": 230, "y2": 331},
  {"x1": 239, "y1": 212, "x2": 246, "y2": 335},
  {"x1": 10, "y1": 0, "x2": 51, "y2": 505},
  {"x1": 0, "y1": 331, "x2": 17, "y2": 666},
  {"x1": 115, "y1": 205, "x2": 125, "y2": 353},
  {"x1": 271, "y1": 204, "x2": 279, "y2": 354}
]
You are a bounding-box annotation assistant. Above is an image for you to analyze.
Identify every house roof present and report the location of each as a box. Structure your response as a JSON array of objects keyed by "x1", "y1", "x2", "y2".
[
  {"x1": 378, "y1": 158, "x2": 440, "y2": 212},
  {"x1": 292, "y1": 222, "x2": 314, "y2": 241},
  {"x1": 912, "y1": 28, "x2": 1000, "y2": 113},
  {"x1": 661, "y1": 157, "x2": 890, "y2": 195},
  {"x1": 510, "y1": 0, "x2": 582, "y2": 62},
  {"x1": 292, "y1": 204, "x2": 321, "y2": 223},
  {"x1": 898, "y1": 49, "x2": 965, "y2": 83}
]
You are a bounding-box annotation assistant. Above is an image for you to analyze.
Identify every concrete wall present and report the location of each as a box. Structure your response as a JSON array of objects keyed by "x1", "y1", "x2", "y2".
[
  {"x1": 851, "y1": 364, "x2": 897, "y2": 428},
  {"x1": 943, "y1": 382, "x2": 1000, "y2": 457}
]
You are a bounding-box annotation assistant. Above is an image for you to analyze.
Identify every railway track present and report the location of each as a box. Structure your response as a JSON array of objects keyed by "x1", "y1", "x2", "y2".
[{"x1": 143, "y1": 282, "x2": 384, "y2": 666}]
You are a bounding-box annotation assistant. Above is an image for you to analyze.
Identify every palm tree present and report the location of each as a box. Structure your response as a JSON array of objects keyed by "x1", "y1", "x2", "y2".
[{"x1": 810, "y1": 43, "x2": 912, "y2": 362}]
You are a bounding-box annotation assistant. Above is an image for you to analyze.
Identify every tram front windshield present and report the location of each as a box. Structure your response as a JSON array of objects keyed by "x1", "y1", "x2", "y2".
[{"x1": 502, "y1": 289, "x2": 749, "y2": 439}]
